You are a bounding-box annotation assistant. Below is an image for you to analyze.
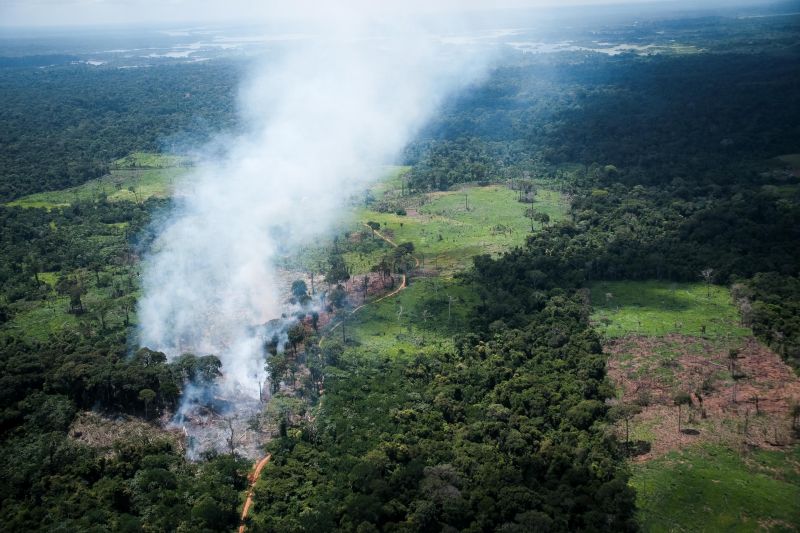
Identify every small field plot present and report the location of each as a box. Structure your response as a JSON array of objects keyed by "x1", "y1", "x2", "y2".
[
  {"x1": 357, "y1": 185, "x2": 567, "y2": 274},
  {"x1": 111, "y1": 151, "x2": 191, "y2": 169},
  {"x1": 367, "y1": 165, "x2": 411, "y2": 202},
  {"x1": 344, "y1": 277, "x2": 475, "y2": 359},
  {"x1": 7, "y1": 153, "x2": 190, "y2": 209},
  {"x1": 632, "y1": 444, "x2": 800, "y2": 532},
  {"x1": 590, "y1": 281, "x2": 751, "y2": 339},
  {"x1": 3, "y1": 273, "x2": 139, "y2": 341}
]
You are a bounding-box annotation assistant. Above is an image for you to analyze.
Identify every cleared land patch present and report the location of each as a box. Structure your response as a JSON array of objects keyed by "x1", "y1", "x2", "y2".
[
  {"x1": 356, "y1": 184, "x2": 567, "y2": 274},
  {"x1": 608, "y1": 334, "x2": 800, "y2": 459},
  {"x1": 7, "y1": 152, "x2": 190, "y2": 208},
  {"x1": 631, "y1": 445, "x2": 800, "y2": 532},
  {"x1": 594, "y1": 280, "x2": 800, "y2": 531},
  {"x1": 591, "y1": 281, "x2": 750, "y2": 338},
  {"x1": 343, "y1": 277, "x2": 475, "y2": 359}
]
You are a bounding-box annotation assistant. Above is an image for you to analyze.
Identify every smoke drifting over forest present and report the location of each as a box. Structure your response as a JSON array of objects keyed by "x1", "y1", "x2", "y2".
[{"x1": 137, "y1": 7, "x2": 491, "y2": 398}]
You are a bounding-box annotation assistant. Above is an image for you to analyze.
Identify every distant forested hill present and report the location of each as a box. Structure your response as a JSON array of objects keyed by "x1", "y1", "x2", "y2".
[{"x1": 0, "y1": 61, "x2": 241, "y2": 201}]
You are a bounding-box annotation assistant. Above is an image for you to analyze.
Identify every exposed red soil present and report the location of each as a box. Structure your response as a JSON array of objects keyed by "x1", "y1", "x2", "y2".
[
  {"x1": 238, "y1": 453, "x2": 272, "y2": 532},
  {"x1": 606, "y1": 334, "x2": 800, "y2": 461}
]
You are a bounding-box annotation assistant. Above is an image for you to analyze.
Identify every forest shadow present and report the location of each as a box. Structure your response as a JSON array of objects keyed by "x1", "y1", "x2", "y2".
[
  {"x1": 591, "y1": 283, "x2": 696, "y2": 314},
  {"x1": 627, "y1": 440, "x2": 652, "y2": 457}
]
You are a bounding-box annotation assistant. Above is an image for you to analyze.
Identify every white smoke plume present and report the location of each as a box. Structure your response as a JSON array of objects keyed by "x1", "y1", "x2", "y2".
[{"x1": 137, "y1": 6, "x2": 493, "y2": 397}]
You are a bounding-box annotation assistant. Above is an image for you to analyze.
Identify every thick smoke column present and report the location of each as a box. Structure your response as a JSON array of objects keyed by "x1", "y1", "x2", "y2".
[{"x1": 138, "y1": 7, "x2": 490, "y2": 395}]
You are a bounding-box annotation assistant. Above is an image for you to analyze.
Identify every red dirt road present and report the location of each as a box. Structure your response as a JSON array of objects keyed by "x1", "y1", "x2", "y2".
[{"x1": 238, "y1": 453, "x2": 272, "y2": 532}]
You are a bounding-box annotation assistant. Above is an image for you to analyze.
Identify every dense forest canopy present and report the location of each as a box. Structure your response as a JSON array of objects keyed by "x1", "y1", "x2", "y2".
[{"x1": 0, "y1": 61, "x2": 242, "y2": 201}]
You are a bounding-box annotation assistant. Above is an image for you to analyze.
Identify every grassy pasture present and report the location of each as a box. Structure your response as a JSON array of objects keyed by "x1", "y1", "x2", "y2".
[
  {"x1": 356, "y1": 185, "x2": 567, "y2": 274},
  {"x1": 590, "y1": 281, "x2": 751, "y2": 339},
  {"x1": 592, "y1": 280, "x2": 800, "y2": 532},
  {"x1": 632, "y1": 444, "x2": 800, "y2": 532},
  {"x1": 3, "y1": 267, "x2": 139, "y2": 341},
  {"x1": 344, "y1": 277, "x2": 475, "y2": 359},
  {"x1": 7, "y1": 153, "x2": 189, "y2": 209},
  {"x1": 111, "y1": 151, "x2": 191, "y2": 169}
]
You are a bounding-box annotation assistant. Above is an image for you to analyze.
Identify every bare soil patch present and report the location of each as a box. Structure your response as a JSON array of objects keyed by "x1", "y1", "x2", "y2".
[{"x1": 607, "y1": 334, "x2": 800, "y2": 461}]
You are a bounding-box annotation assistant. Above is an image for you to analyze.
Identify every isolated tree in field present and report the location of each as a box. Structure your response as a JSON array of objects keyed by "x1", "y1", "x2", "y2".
[
  {"x1": 120, "y1": 295, "x2": 135, "y2": 325},
  {"x1": 291, "y1": 279, "x2": 308, "y2": 299},
  {"x1": 372, "y1": 256, "x2": 394, "y2": 287},
  {"x1": 536, "y1": 212, "x2": 551, "y2": 227},
  {"x1": 196, "y1": 355, "x2": 223, "y2": 384},
  {"x1": 518, "y1": 179, "x2": 536, "y2": 203},
  {"x1": 525, "y1": 208, "x2": 537, "y2": 232},
  {"x1": 325, "y1": 254, "x2": 350, "y2": 286},
  {"x1": 266, "y1": 353, "x2": 288, "y2": 394},
  {"x1": 287, "y1": 323, "x2": 305, "y2": 355},
  {"x1": 728, "y1": 348, "x2": 740, "y2": 377},
  {"x1": 366, "y1": 221, "x2": 381, "y2": 237},
  {"x1": 700, "y1": 268, "x2": 714, "y2": 297},
  {"x1": 609, "y1": 401, "x2": 642, "y2": 454},
  {"x1": 223, "y1": 416, "x2": 238, "y2": 454},
  {"x1": 291, "y1": 279, "x2": 310, "y2": 305},
  {"x1": 397, "y1": 241, "x2": 415, "y2": 254},
  {"x1": 751, "y1": 394, "x2": 760, "y2": 415},
  {"x1": 138, "y1": 388, "x2": 156, "y2": 418},
  {"x1": 25, "y1": 253, "x2": 41, "y2": 285},
  {"x1": 93, "y1": 298, "x2": 112, "y2": 330},
  {"x1": 264, "y1": 334, "x2": 279, "y2": 357},
  {"x1": 329, "y1": 285, "x2": 348, "y2": 309},
  {"x1": 128, "y1": 185, "x2": 140, "y2": 204},
  {"x1": 673, "y1": 391, "x2": 693, "y2": 432}
]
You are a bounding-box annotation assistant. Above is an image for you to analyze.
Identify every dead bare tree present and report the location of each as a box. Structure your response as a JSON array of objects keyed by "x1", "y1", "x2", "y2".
[
  {"x1": 700, "y1": 268, "x2": 714, "y2": 298},
  {"x1": 222, "y1": 415, "x2": 241, "y2": 455}
]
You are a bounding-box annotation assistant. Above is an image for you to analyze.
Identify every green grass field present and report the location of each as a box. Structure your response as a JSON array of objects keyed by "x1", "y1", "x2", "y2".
[
  {"x1": 632, "y1": 444, "x2": 800, "y2": 532},
  {"x1": 7, "y1": 153, "x2": 190, "y2": 209},
  {"x1": 356, "y1": 185, "x2": 567, "y2": 274},
  {"x1": 590, "y1": 281, "x2": 751, "y2": 339},
  {"x1": 111, "y1": 151, "x2": 191, "y2": 169},
  {"x1": 4, "y1": 273, "x2": 138, "y2": 341},
  {"x1": 343, "y1": 277, "x2": 475, "y2": 359}
]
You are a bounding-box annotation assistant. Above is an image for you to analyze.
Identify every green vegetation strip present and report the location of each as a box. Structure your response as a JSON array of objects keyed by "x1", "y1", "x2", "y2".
[{"x1": 7, "y1": 153, "x2": 189, "y2": 209}]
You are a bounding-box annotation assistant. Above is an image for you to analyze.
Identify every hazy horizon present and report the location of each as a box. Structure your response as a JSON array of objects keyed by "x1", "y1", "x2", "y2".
[{"x1": 0, "y1": 0, "x2": 792, "y2": 30}]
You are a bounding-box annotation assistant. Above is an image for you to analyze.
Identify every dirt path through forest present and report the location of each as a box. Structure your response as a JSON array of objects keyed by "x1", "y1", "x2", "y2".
[
  {"x1": 320, "y1": 223, "x2": 419, "y2": 345},
  {"x1": 238, "y1": 453, "x2": 272, "y2": 532}
]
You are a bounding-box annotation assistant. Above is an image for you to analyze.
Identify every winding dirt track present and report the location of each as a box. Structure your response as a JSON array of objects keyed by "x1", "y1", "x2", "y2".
[
  {"x1": 321, "y1": 223, "x2": 419, "y2": 343},
  {"x1": 237, "y1": 223, "x2": 419, "y2": 530},
  {"x1": 238, "y1": 453, "x2": 272, "y2": 532}
]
